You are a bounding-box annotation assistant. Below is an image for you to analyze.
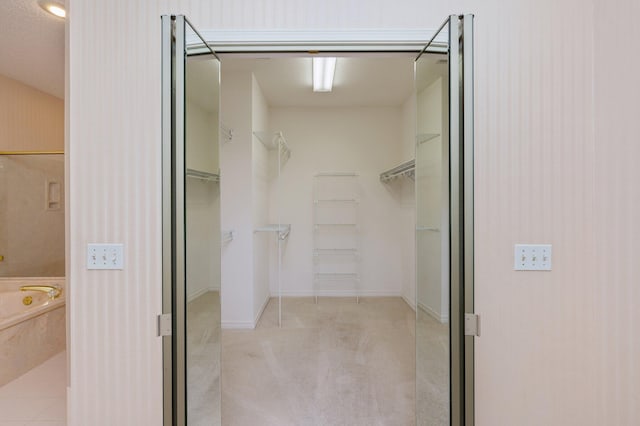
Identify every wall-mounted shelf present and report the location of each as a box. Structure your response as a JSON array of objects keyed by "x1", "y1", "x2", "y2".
[
  {"x1": 314, "y1": 273, "x2": 359, "y2": 281},
  {"x1": 418, "y1": 133, "x2": 440, "y2": 144},
  {"x1": 253, "y1": 131, "x2": 291, "y2": 167},
  {"x1": 313, "y1": 248, "x2": 359, "y2": 257},
  {"x1": 314, "y1": 172, "x2": 358, "y2": 177},
  {"x1": 186, "y1": 168, "x2": 220, "y2": 182},
  {"x1": 314, "y1": 198, "x2": 359, "y2": 203},
  {"x1": 314, "y1": 224, "x2": 358, "y2": 232},
  {"x1": 416, "y1": 226, "x2": 440, "y2": 232},
  {"x1": 254, "y1": 224, "x2": 291, "y2": 240},
  {"x1": 380, "y1": 159, "x2": 415, "y2": 183}
]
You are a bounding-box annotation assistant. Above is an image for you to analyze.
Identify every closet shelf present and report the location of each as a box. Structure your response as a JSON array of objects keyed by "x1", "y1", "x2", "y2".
[
  {"x1": 314, "y1": 172, "x2": 358, "y2": 177},
  {"x1": 313, "y1": 248, "x2": 359, "y2": 256},
  {"x1": 380, "y1": 159, "x2": 415, "y2": 183},
  {"x1": 254, "y1": 224, "x2": 291, "y2": 240},
  {"x1": 314, "y1": 273, "x2": 359, "y2": 281},
  {"x1": 186, "y1": 168, "x2": 220, "y2": 182},
  {"x1": 314, "y1": 198, "x2": 359, "y2": 203},
  {"x1": 253, "y1": 131, "x2": 291, "y2": 166},
  {"x1": 314, "y1": 223, "x2": 357, "y2": 228},
  {"x1": 416, "y1": 226, "x2": 440, "y2": 232},
  {"x1": 418, "y1": 133, "x2": 440, "y2": 144}
]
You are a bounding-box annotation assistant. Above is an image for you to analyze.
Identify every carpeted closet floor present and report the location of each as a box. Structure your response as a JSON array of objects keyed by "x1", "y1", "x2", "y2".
[
  {"x1": 223, "y1": 297, "x2": 416, "y2": 426},
  {"x1": 188, "y1": 294, "x2": 448, "y2": 426}
]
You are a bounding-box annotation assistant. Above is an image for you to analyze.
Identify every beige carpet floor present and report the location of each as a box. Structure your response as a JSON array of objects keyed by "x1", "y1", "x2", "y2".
[
  {"x1": 222, "y1": 297, "x2": 416, "y2": 426},
  {"x1": 187, "y1": 291, "x2": 221, "y2": 426},
  {"x1": 416, "y1": 308, "x2": 449, "y2": 425},
  {"x1": 187, "y1": 294, "x2": 448, "y2": 425}
]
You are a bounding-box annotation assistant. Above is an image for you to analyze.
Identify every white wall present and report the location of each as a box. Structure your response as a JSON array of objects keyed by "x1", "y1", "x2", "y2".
[
  {"x1": 0, "y1": 73, "x2": 64, "y2": 152},
  {"x1": 67, "y1": 0, "x2": 640, "y2": 424},
  {"x1": 251, "y1": 76, "x2": 271, "y2": 321},
  {"x1": 400, "y1": 94, "x2": 417, "y2": 308},
  {"x1": 269, "y1": 107, "x2": 406, "y2": 297},
  {"x1": 415, "y1": 77, "x2": 449, "y2": 322},
  {"x1": 186, "y1": 101, "x2": 220, "y2": 300},
  {"x1": 219, "y1": 70, "x2": 255, "y2": 328}
]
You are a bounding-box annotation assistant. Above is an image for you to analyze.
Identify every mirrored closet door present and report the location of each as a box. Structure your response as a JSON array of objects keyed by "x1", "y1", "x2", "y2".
[
  {"x1": 162, "y1": 15, "x2": 222, "y2": 426},
  {"x1": 415, "y1": 14, "x2": 474, "y2": 426}
]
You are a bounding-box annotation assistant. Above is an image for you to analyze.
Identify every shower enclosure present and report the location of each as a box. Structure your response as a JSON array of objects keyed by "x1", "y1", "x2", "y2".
[{"x1": 0, "y1": 153, "x2": 64, "y2": 277}]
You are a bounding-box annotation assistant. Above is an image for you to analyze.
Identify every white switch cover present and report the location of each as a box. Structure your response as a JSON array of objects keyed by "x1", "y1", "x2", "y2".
[
  {"x1": 87, "y1": 243, "x2": 124, "y2": 270},
  {"x1": 514, "y1": 244, "x2": 552, "y2": 271}
]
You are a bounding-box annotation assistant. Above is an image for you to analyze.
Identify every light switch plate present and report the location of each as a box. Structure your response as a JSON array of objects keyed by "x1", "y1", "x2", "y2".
[
  {"x1": 514, "y1": 244, "x2": 552, "y2": 271},
  {"x1": 87, "y1": 243, "x2": 124, "y2": 270}
]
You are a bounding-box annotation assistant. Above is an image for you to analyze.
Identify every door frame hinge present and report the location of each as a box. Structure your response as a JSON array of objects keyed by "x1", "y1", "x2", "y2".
[
  {"x1": 158, "y1": 313, "x2": 172, "y2": 337},
  {"x1": 464, "y1": 313, "x2": 480, "y2": 337}
]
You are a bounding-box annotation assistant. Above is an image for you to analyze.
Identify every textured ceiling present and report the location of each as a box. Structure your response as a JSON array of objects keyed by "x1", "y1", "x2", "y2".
[{"x1": 0, "y1": 0, "x2": 65, "y2": 98}]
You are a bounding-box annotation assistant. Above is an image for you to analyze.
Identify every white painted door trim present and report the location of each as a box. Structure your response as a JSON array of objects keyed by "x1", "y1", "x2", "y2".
[{"x1": 194, "y1": 28, "x2": 446, "y2": 52}]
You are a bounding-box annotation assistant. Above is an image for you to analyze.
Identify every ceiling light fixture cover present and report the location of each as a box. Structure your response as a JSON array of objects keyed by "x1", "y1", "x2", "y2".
[
  {"x1": 39, "y1": 1, "x2": 66, "y2": 18},
  {"x1": 312, "y1": 57, "x2": 337, "y2": 92}
]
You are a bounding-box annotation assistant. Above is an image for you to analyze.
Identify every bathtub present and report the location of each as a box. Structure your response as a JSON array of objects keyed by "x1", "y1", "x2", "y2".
[{"x1": 0, "y1": 277, "x2": 66, "y2": 386}]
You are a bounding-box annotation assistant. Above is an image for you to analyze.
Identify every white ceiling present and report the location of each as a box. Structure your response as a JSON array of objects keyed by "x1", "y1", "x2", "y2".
[
  {"x1": 187, "y1": 57, "x2": 220, "y2": 113},
  {"x1": 222, "y1": 56, "x2": 418, "y2": 107},
  {"x1": 0, "y1": 0, "x2": 65, "y2": 99}
]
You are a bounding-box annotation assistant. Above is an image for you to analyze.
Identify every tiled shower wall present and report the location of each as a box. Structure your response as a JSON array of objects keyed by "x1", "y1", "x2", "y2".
[
  {"x1": 0, "y1": 74, "x2": 65, "y2": 278},
  {"x1": 0, "y1": 155, "x2": 65, "y2": 277}
]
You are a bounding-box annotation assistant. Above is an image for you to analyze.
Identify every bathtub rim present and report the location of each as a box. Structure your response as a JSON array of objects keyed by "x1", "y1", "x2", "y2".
[{"x1": 0, "y1": 276, "x2": 66, "y2": 331}]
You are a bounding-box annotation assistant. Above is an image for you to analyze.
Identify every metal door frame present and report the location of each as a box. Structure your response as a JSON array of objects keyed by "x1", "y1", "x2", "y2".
[{"x1": 161, "y1": 14, "x2": 474, "y2": 425}]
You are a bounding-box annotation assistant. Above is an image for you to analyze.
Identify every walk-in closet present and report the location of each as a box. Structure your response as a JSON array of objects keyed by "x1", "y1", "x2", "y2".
[
  {"x1": 212, "y1": 55, "x2": 449, "y2": 424},
  {"x1": 165, "y1": 15, "x2": 470, "y2": 425}
]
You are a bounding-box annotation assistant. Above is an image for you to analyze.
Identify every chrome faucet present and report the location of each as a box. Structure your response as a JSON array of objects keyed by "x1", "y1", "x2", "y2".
[{"x1": 20, "y1": 285, "x2": 62, "y2": 299}]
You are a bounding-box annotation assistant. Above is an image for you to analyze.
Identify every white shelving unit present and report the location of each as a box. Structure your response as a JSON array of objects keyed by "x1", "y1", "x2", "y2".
[
  {"x1": 254, "y1": 224, "x2": 291, "y2": 241},
  {"x1": 253, "y1": 131, "x2": 291, "y2": 170},
  {"x1": 379, "y1": 134, "x2": 440, "y2": 183},
  {"x1": 379, "y1": 159, "x2": 415, "y2": 182},
  {"x1": 186, "y1": 168, "x2": 220, "y2": 182},
  {"x1": 313, "y1": 173, "x2": 360, "y2": 303},
  {"x1": 252, "y1": 131, "x2": 292, "y2": 327}
]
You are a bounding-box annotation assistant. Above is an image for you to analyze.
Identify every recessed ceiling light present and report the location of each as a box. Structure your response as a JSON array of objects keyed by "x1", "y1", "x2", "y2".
[
  {"x1": 312, "y1": 57, "x2": 337, "y2": 92},
  {"x1": 39, "y1": 1, "x2": 66, "y2": 18}
]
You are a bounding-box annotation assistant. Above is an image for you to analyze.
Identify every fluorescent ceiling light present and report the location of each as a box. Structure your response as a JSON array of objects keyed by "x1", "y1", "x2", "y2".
[
  {"x1": 312, "y1": 57, "x2": 337, "y2": 92},
  {"x1": 39, "y1": 1, "x2": 66, "y2": 18}
]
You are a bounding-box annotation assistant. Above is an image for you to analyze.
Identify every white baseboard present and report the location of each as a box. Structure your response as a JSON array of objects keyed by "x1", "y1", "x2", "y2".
[
  {"x1": 417, "y1": 301, "x2": 449, "y2": 324},
  {"x1": 402, "y1": 294, "x2": 417, "y2": 311},
  {"x1": 273, "y1": 290, "x2": 402, "y2": 298},
  {"x1": 222, "y1": 294, "x2": 270, "y2": 330},
  {"x1": 221, "y1": 321, "x2": 255, "y2": 330},
  {"x1": 253, "y1": 294, "x2": 270, "y2": 328},
  {"x1": 187, "y1": 286, "x2": 220, "y2": 303}
]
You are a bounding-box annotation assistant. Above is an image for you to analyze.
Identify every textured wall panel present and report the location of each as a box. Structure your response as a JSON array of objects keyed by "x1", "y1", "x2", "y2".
[
  {"x1": 468, "y1": 1, "x2": 599, "y2": 424},
  {"x1": 67, "y1": 0, "x2": 168, "y2": 424},
  {"x1": 594, "y1": 0, "x2": 640, "y2": 424}
]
